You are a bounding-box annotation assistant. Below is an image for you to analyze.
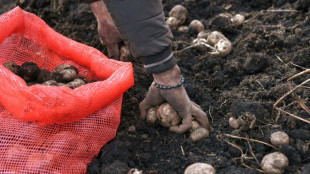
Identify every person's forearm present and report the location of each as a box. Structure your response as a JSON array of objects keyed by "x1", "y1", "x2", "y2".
[
  {"x1": 86, "y1": 0, "x2": 101, "y2": 4},
  {"x1": 89, "y1": 1, "x2": 113, "y2": 25},
  {"x1": 103, "y1": 0, "x2": 176, "y2": 74},
  {"x1": 153, "y1": 65, "x2": 181, "y2": 86}
]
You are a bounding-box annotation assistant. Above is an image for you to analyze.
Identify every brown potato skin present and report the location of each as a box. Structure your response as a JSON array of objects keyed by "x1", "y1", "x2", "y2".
[
  {"x1": 190, "y1": 127, "x2": 209, "y2": 142},
  {"x1": 52, "y1": 64, "x2": 77, "y2": 74},
  {"x1": 66, "y1": 78, "x2": 86, "y2": 89},
  {"x1": 157, "y1": 103, "x2": 181, "y2": 128},
  {"x1": 3, "y1": 61, "x2": 20, "y2": 76},
  {"x1": 20, "y1": 62, "x2": 40, "y2": 82},
  {"x1": 188, "y1": 20, "x2": 204, "y2": 34},
  {"x1": 261, "y1": 152, "x2": 288, "y2": 174},
  {"x1": 42, "y1": 80, "x2": 58, "y2": 86},
  {"x1": 36, "y1": 69, "x2": 53, "y2": 83},
  {"x1": 184, "y1": 163, "x2": 216, "y2": 174},
  {"x1": 146, "y1": 107, "x2": 158, "y2": 126},
  {"x1": 54, "y1": 69, "x2": 77, "y2": 83},
  {"x1": 270, "y1": 131, "x2": 289, "y2": 146},
  {"x1": 166, "y1": 17, "x2": 179, "y2": 29},
  {"x1": 52, "y1": 64, "x2": 78, "y2": 83},
  {"x1": 169, "y1": 5, "x2": 188, "y2": 25}
]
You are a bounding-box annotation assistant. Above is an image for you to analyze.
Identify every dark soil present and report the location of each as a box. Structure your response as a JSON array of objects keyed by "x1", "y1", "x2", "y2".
[{"x1": 2, "y1": 0, "x2": 310, "y2": 173}]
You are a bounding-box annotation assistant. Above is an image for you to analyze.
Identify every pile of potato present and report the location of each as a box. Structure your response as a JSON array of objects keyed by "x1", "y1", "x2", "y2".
[
  {"x1": 146, "y1": 103, "x2": 209, "y2": 142},
  {"x1": 2, "y1": 61, "x2": 89, "y2": 89},
  {"x1": 166, "y1": 4, "x2": 245, "y2": 58}
]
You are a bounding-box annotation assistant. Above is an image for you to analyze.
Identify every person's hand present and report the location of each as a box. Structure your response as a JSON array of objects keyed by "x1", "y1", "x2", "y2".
[
  {"x1": 89, "y1": 1, "x2": 122, "y2": 59},
  {"x1": 139, "y1": 65, "x2": 211, "y2": 133}
]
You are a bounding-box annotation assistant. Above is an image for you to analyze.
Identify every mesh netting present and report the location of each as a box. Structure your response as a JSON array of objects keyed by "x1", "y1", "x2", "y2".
[{"x1": 0, "y1": 7, "x2": 134, "y2": 173}]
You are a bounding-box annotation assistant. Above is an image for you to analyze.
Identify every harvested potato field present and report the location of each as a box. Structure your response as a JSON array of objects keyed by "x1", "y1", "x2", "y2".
[{"x1": 1, "y1": 0, "x2": 310, "y2": 173}]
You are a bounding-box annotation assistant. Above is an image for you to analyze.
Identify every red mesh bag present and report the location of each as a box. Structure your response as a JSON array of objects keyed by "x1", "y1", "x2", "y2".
[{"x1": 0, "y1": 7, "x2": 134, "y2": 173}]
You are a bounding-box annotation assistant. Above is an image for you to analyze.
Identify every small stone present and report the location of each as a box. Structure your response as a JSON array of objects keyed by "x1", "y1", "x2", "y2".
[
  {"x1": 294, "y1": 28, "x2": 303, "y2": 38},
  {"x1": 142, "y1": 134, "x2": 148, "y2": 139},
  {"x1": 128, "y1": 125, "x2": 136, "y2": 133}
]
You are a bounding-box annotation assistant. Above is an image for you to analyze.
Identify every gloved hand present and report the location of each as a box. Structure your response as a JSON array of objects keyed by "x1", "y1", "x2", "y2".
[
  {"x1": 139, "y1": 65, "x2": 211, "y2": 133},
  {"x1": 89, "y1": 1, "x2": 122, "y2": 59}
]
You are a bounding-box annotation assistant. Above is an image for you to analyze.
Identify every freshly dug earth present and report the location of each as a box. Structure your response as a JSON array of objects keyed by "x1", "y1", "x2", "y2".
[{"x1": 2, "y1": 0, "x2": 310, "y2": 174}]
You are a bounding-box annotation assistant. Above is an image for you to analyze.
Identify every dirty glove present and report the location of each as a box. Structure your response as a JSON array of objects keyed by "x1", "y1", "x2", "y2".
[
  {"x1": 139, "y1": 65, "x2": 211, "y2": 133},
  {"x1": 89, "y1": 1, "x2": 122, "y2": 59}
]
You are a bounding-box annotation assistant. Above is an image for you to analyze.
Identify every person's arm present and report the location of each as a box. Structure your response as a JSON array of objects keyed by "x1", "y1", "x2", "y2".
[
  {"x1": 101, "y1": 0, "x2": 210, "y2": 133},
  {"x1": 89, "y1": 1, "x2": 121, "y2": 59}
]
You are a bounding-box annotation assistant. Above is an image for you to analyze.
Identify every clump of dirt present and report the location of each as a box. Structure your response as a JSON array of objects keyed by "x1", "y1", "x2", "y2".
[{"x1": 2, "y1": 0, "x2": 310, "y2": 173}]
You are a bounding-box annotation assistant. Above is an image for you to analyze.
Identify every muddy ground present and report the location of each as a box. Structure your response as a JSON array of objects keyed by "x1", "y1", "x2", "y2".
[{"x1": 1, "y1": 0, "x2": 310, "y2": 173}]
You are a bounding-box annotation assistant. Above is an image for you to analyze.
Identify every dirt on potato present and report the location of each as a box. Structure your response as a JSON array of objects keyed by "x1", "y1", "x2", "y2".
[{"x1": 2, "y1": 0, "x2": 310, "y2": 174}]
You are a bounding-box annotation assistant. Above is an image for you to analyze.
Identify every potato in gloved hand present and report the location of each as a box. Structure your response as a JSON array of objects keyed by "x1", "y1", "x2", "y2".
[{"x1": 157, "y1": 103, "x2": 181, "y2": 128}]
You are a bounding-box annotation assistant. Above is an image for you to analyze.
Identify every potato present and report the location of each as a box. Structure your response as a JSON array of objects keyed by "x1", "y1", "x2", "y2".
[
  {"x1": 36, "y1": 69, "x2": 53, "y2": 83},
  {"x1": 194, "y1": 31, "x2": 232, "y2": 57},
  {"x1": 52, "y1": 63, "x2": 77, "y2": 74},
  {"x1": 128, "y1": 168, "x2": 143, "y2": 174},
  {"x1": 42, "y1": 80, "x2": 58, "y2": 86},
  {"x1": 206, "y1": 31, "x2": 226, "y2": 46},
  {"x1": 54, "y1": 69, "x2": 77, "y2": 83},
  {"x1": 261, "y1": 152, "x2": 289, "y2": 174},
  {"x1": 190, "y1": 127, "x2": 209, "y2": 142},
  {"x1": 157, "y1": 103, "x2": 181, "y2": 128},
  {"x1": 190, "y1": 120, "x2": 200, "y2": 132},
  {"x1": 57, "y1": 82, "x2": 67, "y2": 87},
  {"x1": 166, "y1": 17, "x2": 179, "y2": 29},
  {"x1": 231, "y1": 14, "x2": 245, "y2": 27},
  {"x1": 168, "y1": 5, "x2": 188, "y2": 25},
  {"x1": 214, "y1": 38, "x2": 232, "y2": 57},
  {"x1": 52, "y1": 63, "x2": 78, "y2": 82},
  {"x1": 270, "y1": 131, "x2": 290, "y2": 146},
  {"x1": 3, "y1": 61, "x2": 20, "y2": 75},
  {"x1": 146, "y1": 107, "x2": 158, "y2": 126},
  {"x1": 213, "y1": 13, "x2": 244, "y2": 28},
  {"x1": 197, "y1": 30, "x2": 210, "y2": 40},
  {"x1": 76, "y1": 75, "x2": 89, "y2": 83},
  {"x1": 184, "y1": 163, "x2": 216, "y2": 174},
  {"x1": 120, "y1": 46, "x2": 133, "y2": 62},
  {"x1": 178, "y1": 26, "x2": 188, "y2": 32},
  {"x1": 66, "y1": 78, "x2": 86, "y2": 89},
  {"x1": 20, "y1": 62, "x2": 40, "y2": 82},
  {"x1": 192, "y1": 38, "x2": 207, "y2": 45},
  {"x1": 212, "y1": 13, "x2": 232, "y2": 29},
  {"x1": 229, "y1": 117, "x2": 240, "y2": 129},
  {"x1": 27, "y1": 82, "x2": 39, "y2": 86},
  {"x1": 192, "y1": 38, "x2": 208, "y2": 51},
  {"x1": 188, "y1": 20, "x2": 204, "y2": 34}
]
